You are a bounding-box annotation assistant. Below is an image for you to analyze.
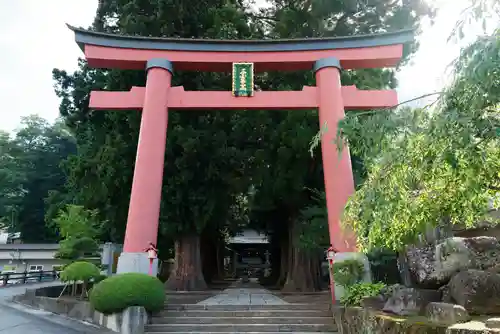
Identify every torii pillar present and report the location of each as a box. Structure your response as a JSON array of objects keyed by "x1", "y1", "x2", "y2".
[
  {"x1": 314, "y1": 57, "x2": 357, "y2": 252},
  {"x1": 117, "y1": 59, "x2": 172, "y2": 275}
]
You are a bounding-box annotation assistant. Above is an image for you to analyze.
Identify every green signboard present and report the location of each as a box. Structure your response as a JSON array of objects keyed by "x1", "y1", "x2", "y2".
[{"x1": 232, "y1": 62, "x2": 254, "y2": 97}]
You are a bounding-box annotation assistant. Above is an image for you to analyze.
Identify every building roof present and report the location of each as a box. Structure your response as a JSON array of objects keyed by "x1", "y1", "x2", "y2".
[
  {"x1": 229, "y1": 229, "x2": 269, "y2": 244},
  {"x1": 68, "y1": 25, "x2": 414, "y2": 53},
  {"x1": 0, "y1": 244, "x2": 60, "y2": 250}
]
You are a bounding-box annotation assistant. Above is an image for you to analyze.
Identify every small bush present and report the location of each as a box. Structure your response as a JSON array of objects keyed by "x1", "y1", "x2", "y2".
[
  {"x1": 90, "y1": 273, "x2": 165, "y2": 314},
  {"x1": 333, "y1": 259, "x2": 365, "y2": 287},
  {"x1": 60, "y1": 261, "x2": 100, "y2": 283},
  {"x1": 341, "y1": 282, "x2": 386, "y2": 306}
]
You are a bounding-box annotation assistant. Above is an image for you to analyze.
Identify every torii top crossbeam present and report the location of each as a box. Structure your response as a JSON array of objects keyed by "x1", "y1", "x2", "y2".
[{"x1": 69, "y1": 25, "x2": 412, "y2": 72}]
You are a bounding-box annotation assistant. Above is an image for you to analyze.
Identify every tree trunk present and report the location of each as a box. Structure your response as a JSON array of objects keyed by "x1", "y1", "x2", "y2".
[
  {"x1": 165, "y1": 234, "x2": 207, "y2": 291},
  {"x1": 261, "y1": 233, "x2": 281, "y2": 287},
  {"x1": 201, "y1": 234, "x2": 214, "y2": 285},
  {"x1": 215, "y1": 242, "x2": 225, "y2": 280},
  {"x1": 282, "y1": 219, "x2": 322, "y2": 292},
  {"x1": 275, "y1": 234, "x2": 289, "y2": 288},
  {"x1": 200, "y1": 231, "x2": 225, "y2": 284}
]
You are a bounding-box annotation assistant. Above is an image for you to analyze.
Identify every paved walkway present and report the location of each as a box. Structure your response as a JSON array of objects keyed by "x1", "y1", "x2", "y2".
[
  {"x1": 197, "y1": 279, "x2": 288, "y2": 305},
  {"x1": 0, "y1": 282, "x2": 104, "y2": 334}
]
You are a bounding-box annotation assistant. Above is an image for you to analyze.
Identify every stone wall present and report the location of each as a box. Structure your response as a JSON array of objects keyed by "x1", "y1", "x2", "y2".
[
  {"x1": 334, "y1": 306, "x2": 500, "y2": 334},
  {"x1": 12, "y1": 284, "x2": 148, "y2": 334}
]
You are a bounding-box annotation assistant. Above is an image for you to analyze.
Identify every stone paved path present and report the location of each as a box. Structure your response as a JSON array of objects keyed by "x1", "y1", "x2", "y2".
[{"x1": 197, "y1": 279, "x2": 288, "y2": 305}]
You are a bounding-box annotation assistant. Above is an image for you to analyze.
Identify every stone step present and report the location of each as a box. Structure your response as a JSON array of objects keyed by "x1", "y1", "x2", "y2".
[
  {"x1": 145, "y1": 323, "x2": 336, "y2": 332},
  {"x1": 151, "y1": 316, "x2": 334, "y2": 325},
  {"x1": 155, "y1": 310, "x2": 333, "y2": 318},
  {"x1": 163, "y1": 303, "x2": 331, "y2": 311}
]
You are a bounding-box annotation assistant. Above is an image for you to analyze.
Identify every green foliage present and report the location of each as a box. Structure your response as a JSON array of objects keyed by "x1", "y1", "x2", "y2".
[
  {"x1": 93, "y1": 274, "x2": 108, "y2": 284},
  {"x1": 60, "y1": 261, "x2": 100, "y2": 283},
  {"x1": 333, "y1": 259, "x2": 365, "y2": 288},
  {"x1": 295, "y1": 189, "x2": 328, "y2": 252},
  {"x1": 340, "y1": 29, "x2": 500, "y2": 252},
  {"x1": 89, "y1": 273, "x2": 165, "y2": 314},
  {"x1": 0, "y1": 116, "x2": 76, "y2": 242},
  {"x1": 53, "y1": 205, "x2": 102, "y2": 261},
  {"x1": 341, "y1": 282, "x2": 386, "y2": 306}
]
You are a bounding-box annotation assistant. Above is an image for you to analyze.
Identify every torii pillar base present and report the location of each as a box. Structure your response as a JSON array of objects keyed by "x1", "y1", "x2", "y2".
[{"x1": 116, "y1": 253, "x2": 159, "y2": 276}]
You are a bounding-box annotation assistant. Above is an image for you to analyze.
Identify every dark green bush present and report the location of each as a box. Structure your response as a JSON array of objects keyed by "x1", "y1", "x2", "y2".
[
  {"x1": 89, "y1": 273, "x2": 165, "y2": 314},
  {"x1": 341, "y1": 282, "x2": 386, "y2": 306},
  {"x1": 60, "y1": 261, "x2": 100, "y2": 283}
]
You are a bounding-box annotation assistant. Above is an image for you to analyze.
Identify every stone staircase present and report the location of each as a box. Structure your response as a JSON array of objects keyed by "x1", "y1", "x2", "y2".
[{"x1": 145, "y1": 303, "x2": 338, "y2": 333}]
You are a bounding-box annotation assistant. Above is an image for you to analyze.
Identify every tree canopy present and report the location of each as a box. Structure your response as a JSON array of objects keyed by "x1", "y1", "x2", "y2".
[
  {"x1": 0, "y1": 116, "x2": 76, "y2": 241},
  {"x1": 341, "y1": 28, "x2": 500, "y2": 252}
]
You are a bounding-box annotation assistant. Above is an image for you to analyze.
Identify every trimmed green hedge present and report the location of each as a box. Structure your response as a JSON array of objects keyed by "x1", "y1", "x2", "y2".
[
  {"x1": 60, "y1": 261, "x2": 100, "y2": 282},
  {"x1": 89, "y1": 273, "x2": 165, "y2": 314}
]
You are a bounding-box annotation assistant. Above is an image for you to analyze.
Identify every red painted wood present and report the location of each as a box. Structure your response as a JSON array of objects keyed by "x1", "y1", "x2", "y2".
[
  {"x1": 84, "y1": 44, "x2": 403, "y2": 71},
  {"x1": 89, "y1": 86, "x2": 397, "y2": 111},
  {"x1": 122, "y1": 67, "x2": 171, "y2": 253},
  {"x1": 315, "y1": 65, "x2": 358, "y2": 254}
]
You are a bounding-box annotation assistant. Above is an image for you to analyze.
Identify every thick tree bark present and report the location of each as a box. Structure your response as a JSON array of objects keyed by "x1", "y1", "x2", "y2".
[
  {"x1": 275, "y1": 234, "x2": 289, "y2": 288},
  {"x1": 201, "y1": 231, "x2": 225, "y2": 283},
  {"x1": 200, "y1": 233, "x2": 214, "y2": 284},
  {"x1": 215, "y1": 242, "x2": 225, "y2": 280},
  {"x1": 261, "y1": 233, "x2": 281, "y2": 287},
  {"x1": 165, "y1": 234, "x2": 208, "y2": 291},
  {"x1": 282, "y1": 219, "x2": 322, "y2": 292}
]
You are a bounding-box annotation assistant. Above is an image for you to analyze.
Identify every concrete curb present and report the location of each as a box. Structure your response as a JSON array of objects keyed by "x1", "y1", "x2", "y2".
[{"x1": 1, "y1": 300, "x2": 112, "y2": 333}]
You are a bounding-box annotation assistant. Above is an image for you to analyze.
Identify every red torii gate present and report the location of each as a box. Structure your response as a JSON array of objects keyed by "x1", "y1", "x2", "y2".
[{"x1": 69, "y1": 25, "x2": 411, "y2": 290}]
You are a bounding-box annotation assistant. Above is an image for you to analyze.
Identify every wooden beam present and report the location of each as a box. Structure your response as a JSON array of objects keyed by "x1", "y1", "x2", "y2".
[{"x1": 89, "y1": 86, "x2": 397, "y2": 111}]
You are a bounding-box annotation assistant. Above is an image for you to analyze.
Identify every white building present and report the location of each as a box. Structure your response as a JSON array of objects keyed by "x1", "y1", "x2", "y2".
[
  {"x1": 0, "y1": 242, "x2": 123, "y2": 275},
  {"x1": 0, "y1": 244, "x2": 62, "y2": 273}
]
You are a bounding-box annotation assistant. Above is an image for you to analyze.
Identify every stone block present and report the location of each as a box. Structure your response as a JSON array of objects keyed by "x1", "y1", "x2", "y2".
[
  {"x1": 121, "y1": 306, "x2": 148, "y2": 334},
  {"x1": 485, "y1": 318, "x2": 500, "y2": 329},
  {"x1": 426, "y1": 302, "x2": 470, "y2": 324},
  {"x1": 117, "y1": 252, "x2": 158, "y2": 276},
  {"x1": 449, "y1": 270, "x2": 500, "y2": 315},
  {"x1": 383, "y1": 287, "x2": 441, "y2": 316},
  {"x1": 404, "y1": 236, "x2": 500, "y2": 287}
]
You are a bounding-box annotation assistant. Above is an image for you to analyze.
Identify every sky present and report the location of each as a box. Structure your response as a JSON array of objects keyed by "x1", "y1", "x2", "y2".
[{"x1": 0, "y1": 0, "x2": 484, "y2": 133}]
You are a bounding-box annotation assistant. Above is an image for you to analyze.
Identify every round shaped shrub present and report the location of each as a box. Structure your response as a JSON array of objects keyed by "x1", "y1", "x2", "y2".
[
  {"x1": 89, "y1": 273, "x2": 165, "y2": 314},
  {"x1": 93, "y1": 274, "x2": 108, "y2": 284},
  {"x1": 60, "y1": 261, "x2": 100, "y2": 282}
]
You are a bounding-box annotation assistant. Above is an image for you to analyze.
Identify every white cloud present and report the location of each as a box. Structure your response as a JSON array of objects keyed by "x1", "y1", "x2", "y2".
[{"x1": 0, "y1": 0, "x2": 487, "y2": 132}]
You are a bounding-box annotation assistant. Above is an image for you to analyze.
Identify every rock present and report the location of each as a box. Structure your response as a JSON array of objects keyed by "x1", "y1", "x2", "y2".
[
  {"x1": 439, "y1": 285, "x2": 452, "y2": 303},
  {"x1": 383, "y1": 287, "x2": 441, "y2": 316},
  {"x1": 334, "y1": 305, "x2": 499, "y2": 334},
  {"x1": 449, "y1": 270, "x2": 500, "y2": 315},
  {"x1": 426, "y1": 302, "x2": 470, "y2": 324},
  {"x1": 486, "y1": 264, "x2": 500, "y2": 274},
  {"x1": 486, "y1": 318, "x2": 500, "y2": 328},
  {"x1": 334, "y1": 306, "x2": 447, "y2": 334},
  {"x1": 405, "y1": 237, "x2": 500, "y2": 287}
]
